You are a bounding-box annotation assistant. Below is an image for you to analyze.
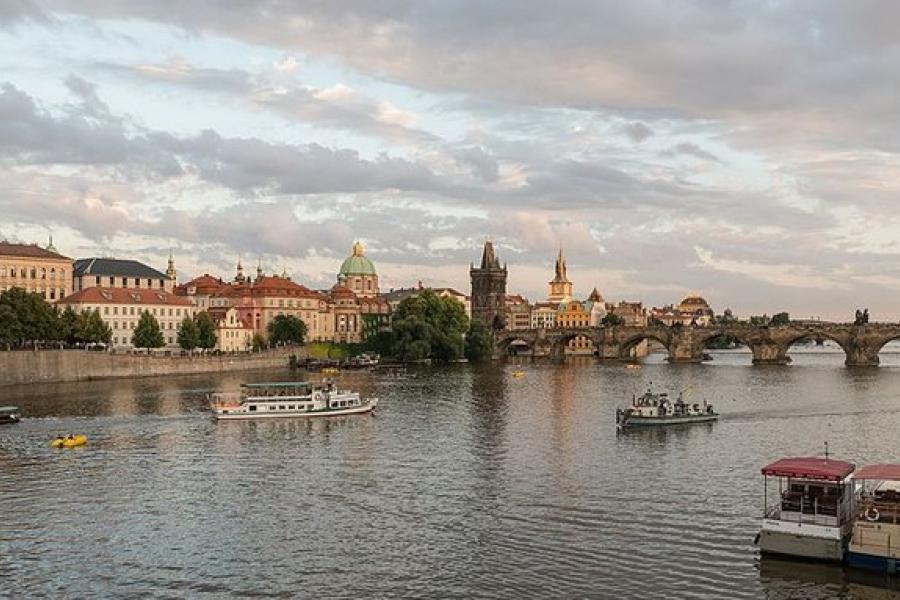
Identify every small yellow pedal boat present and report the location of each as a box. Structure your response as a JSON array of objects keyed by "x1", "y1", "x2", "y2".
[
  {"x1": 512, "y1": 370, "x2": 526, "y2": 378},
  {"x1": 51, "y1": 434, "x2": 88, "y2": 448}
]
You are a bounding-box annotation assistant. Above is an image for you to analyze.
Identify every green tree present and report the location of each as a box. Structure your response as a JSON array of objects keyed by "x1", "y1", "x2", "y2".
[
  {"x1": 195, "y1": 312, "x2": 218, "y2": 350},
  {"x1": 132, "y1": 311, "x2": 165, "y2": 349},
  {"x1": 0, "y1": 287, "x2": 60, "y2": 344},
  {"x1": 78, "y1": 309, "x2": 112, "y2": 345},
  {"x1": 464, "y1": 321, "x2": 494, "y2": 362},
  {"x1": 59, "y1": 306, "x2": 80, "y2": 344},
  {"x1": 251, "y1": 332, "x2": 267, "y2": 352},
  {"x1": 0, "y1": 304, "x2": 22, "y2": 349},
  {"x1": 770, "y1": 312, "x2": 791, "y2": 326},
  {"x1": 600, "y1": 313, "x2": 625, "y2": 326},
  {"x1": 267, "y1": 314, "x2": 307, "y2": 345},
  {"x1": 715, "y1": 308, "x2": 739, "y2": 325},
  {"x1": 749, "y1": 314, "x2": 770, "y2": 326},
  {"x1": 177, "y1": 315, "x2": 200, "y2": 350},
  {"x1": 391, "y1": 290, "x2": 469, "y2": 362}
]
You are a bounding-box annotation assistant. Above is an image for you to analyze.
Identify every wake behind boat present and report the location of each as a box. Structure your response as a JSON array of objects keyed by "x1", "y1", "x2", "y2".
[
  {"x1": 616, "y1": 387, "x2": 717, "y2": 430},
  {"x1": 209, "y1": 381, "x2": 377, "y2": 420}
]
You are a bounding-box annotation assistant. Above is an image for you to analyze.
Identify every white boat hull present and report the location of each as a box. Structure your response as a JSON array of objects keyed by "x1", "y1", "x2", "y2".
[
  {"x1": 214, "y1": 402, "x2": 376, "y2": 420},
  {"x1": 618, "y1": 414, "x2": 718, "y2": 429}
]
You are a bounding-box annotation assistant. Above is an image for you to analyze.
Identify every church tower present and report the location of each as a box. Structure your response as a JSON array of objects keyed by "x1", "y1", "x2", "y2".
[
  {"x1": 548, "y1": 246, "x2": 573, "y2": 303},
  {"x1": 470, "y1": 240, "x2": 508, "y2": 330},
  {"x1": 165, "y1": 250, "x2": 177, "y2": 285}
]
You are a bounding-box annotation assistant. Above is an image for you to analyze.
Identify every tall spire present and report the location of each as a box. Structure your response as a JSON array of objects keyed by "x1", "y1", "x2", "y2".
[
  {"x1": 552, "y1": 245, "x2": 570, "y2": 283},
  {"x1": 256, "y1": 257, "x2": 263, "y2": 279},
  {"x1": 480, "y1": 240, "x2": 500, "y2": 270},
  {"x1": 235, "y1": 256, "x2": 245, "y2": 283},
  {"x1": 46, "y1": 234, "x2": 57, "y2": 253}
]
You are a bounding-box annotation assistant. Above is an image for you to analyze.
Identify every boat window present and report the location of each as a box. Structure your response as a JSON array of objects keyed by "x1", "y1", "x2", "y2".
[
  {"x1": 288, "y1": 405, "x2": 295, "y2": 410},
  {"x1": 249, "y1": 405, "x2": 257, "y2": 412}
]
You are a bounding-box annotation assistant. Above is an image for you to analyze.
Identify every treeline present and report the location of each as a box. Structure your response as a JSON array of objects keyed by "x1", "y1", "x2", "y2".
[
  {"x1": 363, "y1": 289, "x2": 493, "y2": 363},
  {"x1": 0, "y1": 288, "x2": 111, "y2": 348}
]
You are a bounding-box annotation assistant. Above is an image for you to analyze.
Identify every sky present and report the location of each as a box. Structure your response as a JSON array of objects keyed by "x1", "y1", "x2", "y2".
[{"x1": 2, "y1": 2, "x2": 899, "y2": 320}]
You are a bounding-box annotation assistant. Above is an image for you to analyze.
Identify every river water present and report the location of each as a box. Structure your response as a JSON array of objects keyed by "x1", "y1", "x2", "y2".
[{"x1": 2, "y1": 345, "x2": 900, "y2": 599}]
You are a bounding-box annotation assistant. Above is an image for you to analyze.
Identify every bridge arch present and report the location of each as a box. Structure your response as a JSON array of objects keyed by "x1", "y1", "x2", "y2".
[
  {"x1": 779, "y1": 330, "x2": 852, "y2": 363},
  {"x1": 618, "y1": 332, "x2": 672, "y2": 361},
  {"x1": 547, "y1": 331, "x2": 602, "y2": 359},
  {"x1": 495, "y1": 334, "x2": 537, "y2": 357}
]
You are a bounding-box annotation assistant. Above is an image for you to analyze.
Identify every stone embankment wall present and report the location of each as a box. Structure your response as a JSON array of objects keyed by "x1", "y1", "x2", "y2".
[{"x1": 0, "y1": 348, "x2": 304, "y2": 387}]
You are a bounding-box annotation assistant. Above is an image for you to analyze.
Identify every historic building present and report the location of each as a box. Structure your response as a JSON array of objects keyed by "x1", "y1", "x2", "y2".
[
  {"x1": 73, "y1": 257, "x2": 176, "y2": 293},
  {"x1": 470, "y1": 241, "x2": 508, "y2": 330},
  {"x1": 548, "y1": 247, "x2": 573, "y2": 303},
  {"x1": 650, "y1": 294, "x2": 715, "y2": 327},
  {"x1": 339, "y1": 241, "x2": 379, "y2": 299},
  {"x1": 531, "y1": 302, "x2": 558, "y2": 328},
  {"x1": 505, "y1": 294, "x2": 531, "y2": 330},
  {"x1": 58, "y1": 287, "x2": 194, "y2": 349},
  {"x1": 0, "y1": 239, "x2": 73, "y2": 302},
  {"x1": 208, "y1": 306, "x2": 254, "y2": 352}
]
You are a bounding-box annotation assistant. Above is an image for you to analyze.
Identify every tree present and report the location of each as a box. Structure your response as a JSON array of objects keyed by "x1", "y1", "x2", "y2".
[
  {"x1": 0, "y1": 287, "x2": 59, "y2": 344},
  {"x1": 132, "y1": 311, "x2": 164, "y2": 349},
  {"x1": 267, "y1": 314, "x2": 307, "y2": 345},
  {"x1": 715, "y1": 308, "x2": 738, "y2": 325},
  {"x1": 464, "y1": 321, "x2": 494, "y2": 362},
  {"x1": 78, "y1": 309, "x2": 112, "y2": 345},
  {"x1": 251, "y1": 332, "x2": 267, "y2": 352},
  {"x1": 749, "y1": 314, "x2": 770, "y2": 326},
  {"x1": 601, "y1": 313, "x2": 625, "y2": 326},
  {"x1": 177, "y1": 316, "x2": 200, "y2": 350},
  {"x1": 391, "y1": 289, "x2": 469, "y2": 362},
  {"x1": 0, "y1": 304, "x2": 22, "y2": 349},
  {"x1": 59, "y1": 306, "x2": 80, "y2": 344},
  {"x1": 195, "y1": 312, "x2": 218, "y2": 350},
  {"x1": 770, "y1": 312, "x2": 791, "y2": 326}
]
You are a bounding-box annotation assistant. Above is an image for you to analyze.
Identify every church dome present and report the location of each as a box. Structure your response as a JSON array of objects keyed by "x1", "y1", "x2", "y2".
[
  {"x1": 679, "y1": 293, "x2": 710, "y2": 309},
  {"x1": 338, "y1": 241, "x2": 377, "y2": 276}
]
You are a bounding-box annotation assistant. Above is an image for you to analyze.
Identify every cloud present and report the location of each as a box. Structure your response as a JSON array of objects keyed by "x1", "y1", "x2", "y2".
[
  {"x1": 666, "y1": 142, "x2": 722, "y2": 163},
  {"x1": 622, "y1": 121, "x2": 653, "y2": 143}
]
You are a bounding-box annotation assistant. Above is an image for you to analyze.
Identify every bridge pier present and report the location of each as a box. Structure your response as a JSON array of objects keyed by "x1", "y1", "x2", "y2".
[
  {"x1": 844, "y1": 344, "x2": 880, "y2": 367},
  {"x1": 749, "y1": 342, "x2": 790, "y2": 365}
]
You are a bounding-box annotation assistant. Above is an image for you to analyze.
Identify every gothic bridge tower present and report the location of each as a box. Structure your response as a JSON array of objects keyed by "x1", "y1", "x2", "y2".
[{"x1": 470, "y1": 240, "x2": 508, "y2": 330}]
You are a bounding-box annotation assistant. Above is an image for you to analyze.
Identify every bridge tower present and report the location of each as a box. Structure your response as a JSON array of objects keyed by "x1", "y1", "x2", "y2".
[
  {"x1": 470, "y1": 240, "x2": 507, "y2": 330},
  {"x1": 548, "y1": 246, "x2": 573, "y2": 303}
]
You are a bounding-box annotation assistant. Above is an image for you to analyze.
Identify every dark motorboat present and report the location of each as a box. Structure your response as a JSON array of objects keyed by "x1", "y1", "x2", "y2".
[{"x1": 0, "y1": 406, "x2": 21, "y2": 424}]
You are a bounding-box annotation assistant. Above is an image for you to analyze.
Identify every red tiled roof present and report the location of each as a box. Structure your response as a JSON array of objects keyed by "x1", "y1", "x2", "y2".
[
  {"x1": 210, "y1": 275, "x2": 325, "y2": 300},
  {"x1": 176, "y1": 274, "x2": 227, "y2": 296},
  {"x1": 852, "y1": 464, "x2": 900, "y2": 482},
  {"x1": 59, "y1": 286, "x2": 193, "y2": 306},
  {"x1": 761, "y1": 457, "x2": 856, "y2": 482},
  {"x1": 0, "y1": 242, "x2": 71, "y2": 261}
]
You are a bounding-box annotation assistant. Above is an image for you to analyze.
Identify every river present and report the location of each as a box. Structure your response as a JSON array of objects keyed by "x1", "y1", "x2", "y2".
[{"x1": 2, "y1": 344, "x2": 900, "y2": 598}]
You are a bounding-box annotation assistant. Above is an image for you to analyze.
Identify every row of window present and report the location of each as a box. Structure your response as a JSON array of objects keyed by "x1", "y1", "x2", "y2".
[
  {"x1": 112, "y1": 336, "x2": 175, "y2": 345},
  {"x1": 88, "y1": 276, "x2": 166, "y2": 289},
  {"x1": 110, "y1": 320, "x2": 178, "y2": 330},
  {"x1": 0, "y1": 267, "x2": 66, "y2": 280},
  {"x1": 101, "y1": 306, "x2": 189, "y2": 317},
  {"x1": 0, "y1": 286, "x2": 67, "y2": 300}
]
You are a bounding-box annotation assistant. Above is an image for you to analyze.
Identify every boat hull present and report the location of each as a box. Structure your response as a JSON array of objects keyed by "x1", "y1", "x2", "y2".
[
  {"x1": 847, "y1": 551, "x2": 899, "y2": 574},
  {"x1": 618, "y1": 414, "x2": 718, "y2": 429},
  {"x1": 758, "y1": 529, "x2": 846, "y2": 562},
  {"x1": 0, "y1": 415, "x2": 20, "y2": 425},
  {"x1": 214, "y1": 403, "x2": 375, "y2": 420}
]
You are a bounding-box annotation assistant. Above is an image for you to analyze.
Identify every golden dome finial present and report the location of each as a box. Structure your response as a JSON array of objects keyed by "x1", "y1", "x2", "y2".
[{"x1": 352, "y1": 240, "x2": 365, "y2": 256}]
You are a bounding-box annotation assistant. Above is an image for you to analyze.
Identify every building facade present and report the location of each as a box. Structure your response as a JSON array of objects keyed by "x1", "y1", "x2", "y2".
[
  {"x1": 73, "y1": 257, "x2": 176, "y2": 293},
  {"x1": 208, "y1": 306, "x2": 253, "y2": 352},
  {"x1": 470, "y1": 241, "x2": 508, "y2": 330},
  {"x1": 0, "y1": 240, "x2": 73, "y2": 302},
  {"x1": 58, "y1": 287, "x2": 195, "y2": 348},
  {"x1": 338, "y1": 241, "x2": 379, "y2": 299}
]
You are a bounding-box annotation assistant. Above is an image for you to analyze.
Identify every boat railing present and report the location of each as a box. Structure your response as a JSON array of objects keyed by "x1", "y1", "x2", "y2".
[
  {"x1": 209, "y1": 392, "x2": 243, "y2": 406},
  {"x1": 767, "y1": 499, "x2": 841, "y2": 527},
  {"x1": 856, "y1": 497, "x2": 900, "y2": 525}
]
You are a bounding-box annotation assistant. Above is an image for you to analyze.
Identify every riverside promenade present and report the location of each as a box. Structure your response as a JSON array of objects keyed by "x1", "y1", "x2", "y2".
[{"x1": 0, "y1": 347, "x2": 303, "y2": 387}]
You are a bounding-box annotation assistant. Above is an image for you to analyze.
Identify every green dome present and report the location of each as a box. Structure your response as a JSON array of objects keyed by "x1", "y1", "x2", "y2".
[{"x1": 338, "y1": 241, "x2": 377, "y2": 276}]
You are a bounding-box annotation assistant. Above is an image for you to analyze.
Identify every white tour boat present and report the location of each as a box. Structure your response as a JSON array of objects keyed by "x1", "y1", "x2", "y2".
[
  {"x1": 757, "y1": 456, "x2": 857, "y2": 562},
  {"x1": 209, "y1": 381, "x2": 377, "y2": 420},
  {"x1": 616, "y1": 388, "x2": 717, "y2": 430}
]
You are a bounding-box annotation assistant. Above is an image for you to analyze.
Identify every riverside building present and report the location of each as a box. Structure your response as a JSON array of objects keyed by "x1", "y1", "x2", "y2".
[
  {"x1": 73, "y1": 255, "x2": 177, "y2": 293},
  {"x1": 0, "y1": 239, "x2": 73, "y2": 302}
]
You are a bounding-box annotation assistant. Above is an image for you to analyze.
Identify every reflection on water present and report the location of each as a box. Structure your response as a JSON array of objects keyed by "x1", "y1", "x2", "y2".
[{"x1": 2, "y1": 355, "x2": 900, "y2": 598}]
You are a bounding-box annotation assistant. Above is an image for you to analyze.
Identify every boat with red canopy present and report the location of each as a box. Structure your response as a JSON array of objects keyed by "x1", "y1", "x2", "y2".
[
  {"x1": 848, "y1": 464, "x2": 900, "y2": 573},
  {"x1": 758, "y1": 456, "x2": 856, "y2": 561}
]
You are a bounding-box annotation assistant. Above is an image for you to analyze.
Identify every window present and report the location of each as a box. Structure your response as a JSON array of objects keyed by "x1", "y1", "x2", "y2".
[
  {"x1": 147, "y1": 279, "x2": 152, "y2": 287},
  {"x1": 95, "y1": 276, "x2": 101, "y2": 285},
  {"x1": 50, "y1": 289, "x2": 56, "y2": 300},
  {"x1": 104, "y1": 306, "x2": 110, "y2": 315},
  {"x1": 30, "y1": 268, "x2": 36, "y2": 279},
  {"x1": 50, "y1": 268, "x2": 56, "y2": 279},
  {"x1": 109, "y1": 277, "x2": 114, "y2": 286},
  {"x1": 114, "y1": 321, "x2": 119, "y2": 329},
  {"x1": 40, "y1": 268, "x2": 46, "y2": 279},
  {"x1": 130, "y1": 307, "x2": 135, "y2": 315},
  {"x1": 113, "y1": 306, "x2": 118, "y2": 315}
]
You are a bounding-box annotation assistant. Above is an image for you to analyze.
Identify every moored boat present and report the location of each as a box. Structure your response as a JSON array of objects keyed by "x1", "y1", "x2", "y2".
[
  {"x1": 0, "y1": 405, "x2": 21, "y2": 424},
  {"x1": 616, "y1": 388, "x2": 717, "y2": 430},
  {"x1": 848, "y1": 464, "x2": 900, "y2": 573},
  {"x1": 757, "y1": 456, "x2": 856, "y2": 562},
  {"x1": 209, "y1": 381, "x2": 377, "y2": 420}
]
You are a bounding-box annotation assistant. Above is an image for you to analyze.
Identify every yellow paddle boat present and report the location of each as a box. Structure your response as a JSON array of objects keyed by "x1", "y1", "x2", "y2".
[
  {"x1": 512, "y1": 370, "x2": 526, "y2": 378},
  {"x1": 51, "y1": 434, "x2": 88, "y2": 448},
  {"x1": 321, "y1": 367, "x2": 340, "y2": 375}
]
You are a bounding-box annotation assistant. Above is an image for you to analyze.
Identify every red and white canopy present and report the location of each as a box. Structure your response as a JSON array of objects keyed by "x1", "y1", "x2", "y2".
[{"x1": 761, "y1": 457, "x2": 856, "y2": 482}]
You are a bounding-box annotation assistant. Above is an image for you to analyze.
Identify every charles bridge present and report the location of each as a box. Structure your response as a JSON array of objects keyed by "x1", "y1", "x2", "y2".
[{"x1": 494, "y1": 323, "x2": 900, "y2": 366}]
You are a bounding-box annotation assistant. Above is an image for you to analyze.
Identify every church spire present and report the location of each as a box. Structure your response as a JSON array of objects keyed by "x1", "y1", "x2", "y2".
[
  {"x1": 552, "y1": 245, "x2": 570, "y2": 283},
  {"x1": 235, "y1": 256, "x2": 245, "y2": 283},
  {"x1": 480, "y1": 239, "x2": 500, "y2": 270},
  {"x1": 166, "y1": 249, "x2": 177, "y2": 283}
]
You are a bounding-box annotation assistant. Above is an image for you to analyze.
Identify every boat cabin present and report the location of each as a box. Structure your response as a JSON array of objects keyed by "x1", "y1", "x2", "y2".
[
  {"x1": 848, "y1": 464, "x2": 900, "y2": 573},
  {"x1": 759, "y1": 457, "x2": 856, "y2": 561}
]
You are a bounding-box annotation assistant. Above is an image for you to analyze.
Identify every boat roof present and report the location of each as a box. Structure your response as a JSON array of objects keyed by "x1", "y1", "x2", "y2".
[
  {"x1": 761, "y1": 457, "x2": 856, "y2": 482},
  {"x1": 0, "y1": 405, "x2": 19, "y2": 412},
  {"x1": 852, "y1": 464, "x2": 900, "y2": 482},
  {"x1": 241, "y1": 382, "x2": 313, "y2": 389}
]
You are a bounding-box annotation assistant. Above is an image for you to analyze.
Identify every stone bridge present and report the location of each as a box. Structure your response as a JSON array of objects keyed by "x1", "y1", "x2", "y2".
[{"x1": 495, "y1": 323, "x2": 900, "y2": 367}]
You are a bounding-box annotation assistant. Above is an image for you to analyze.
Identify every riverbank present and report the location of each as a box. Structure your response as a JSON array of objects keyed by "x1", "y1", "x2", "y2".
[{"x1": 0, "y1": 347, "x2": 304, "y2": 387}]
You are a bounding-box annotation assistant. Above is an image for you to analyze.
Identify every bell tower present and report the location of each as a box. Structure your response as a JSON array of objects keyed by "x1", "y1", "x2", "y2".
[{"x1": 470, "y1": 240, "x2": 508, "y2": 330}]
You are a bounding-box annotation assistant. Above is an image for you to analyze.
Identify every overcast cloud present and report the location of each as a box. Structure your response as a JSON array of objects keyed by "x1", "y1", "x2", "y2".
[{"x1": 1, "y1": 2, "x2": 898, "y2": 319}]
